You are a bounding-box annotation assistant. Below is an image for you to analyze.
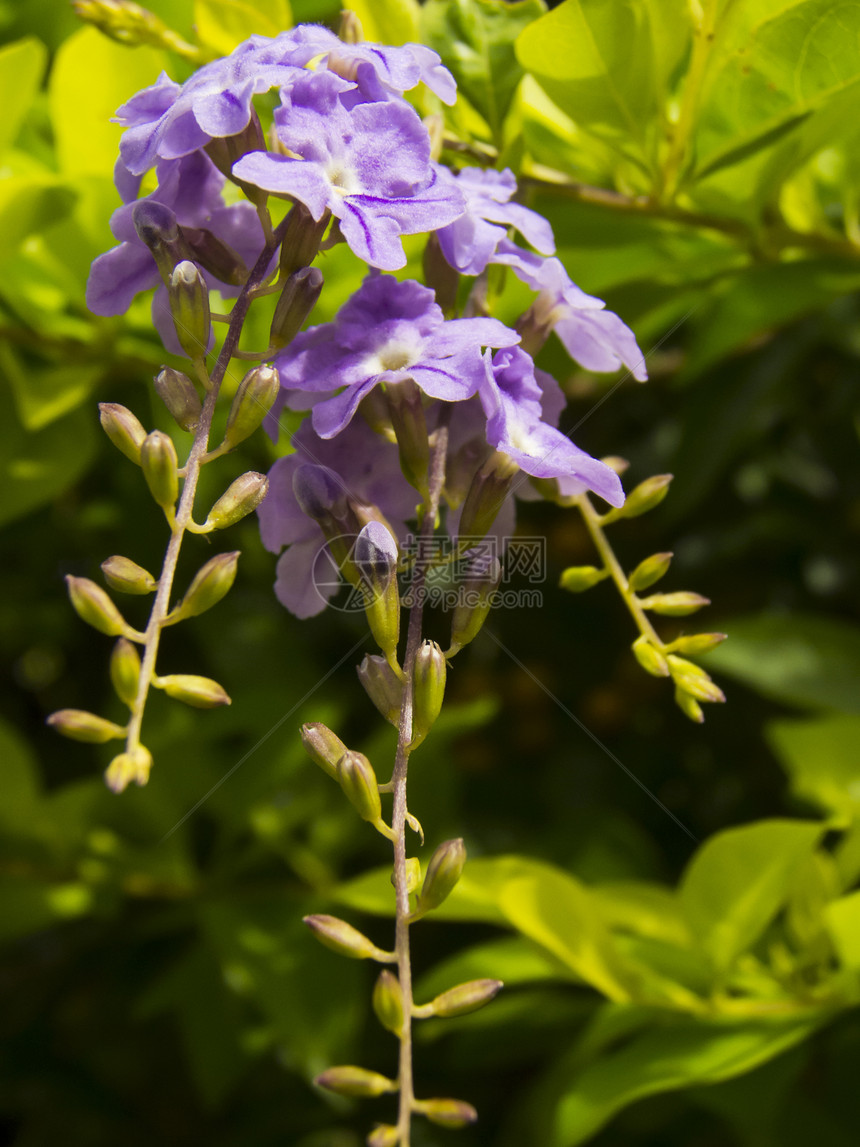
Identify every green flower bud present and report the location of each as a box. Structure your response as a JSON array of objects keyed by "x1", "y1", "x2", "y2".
[
  {"x1": 204, "y1": 472, "x2": 269, "y2": 530},
  {"x1": 423, "y1": 232, "x2": 460, "y2": 314},
  {"x1": 104, "y1": 744, "x2": 152, "y2": 793},
  {"x1": 337, "y1": 751, "x2": 382, "y2": 824},
  {"x1": 303, "y1": 914, "x2": 395, "y2": 962},
  {"x1": 458, "y1": 451, "x2": 519, "y2": 543},
  {"x1": 315, "y1": 1066, "x2": 398, "y2": 1098},
  {"x1": 223, "y1": 365, "x2": 280, "y2": 451},
  {"x1": 337, "y1": 7, "x2": 363, "y2": 43},
  {"x1": 205, "y1": 108, "x2": 267, "y2": 206},
  {"x1": 355, "y1": 523, "x2": 401, "y2": 660},
  {"x1": 110, "y1": 638, "x2": 141, "y2": 707},
  {"x1": 153, "y1": 367, "x2": 202, "y2": 431},
  {"x1": 168, "y1": 260, "x2": 211, "y2": 361},
  {"x1": 609, "y1": 473, "x2": 673, "y2": 521},
  {"x1": 167, "y1": 552, "x2": 239, "y2": 622},
  {"x1": 153, "y1": 674, "x2": 231, "y2": 708},
  {"x1": 628, "y1": 551, "x2": 673, "y2": 592},
  {"x1": 674, "y1": 686, "x2": 704, "y2": 724},
  {"x1": 140, "y1": 430, "x2": 179, "y2": 512},
  {"x1": 667, "y1": 655, "x2": 725, "y2": 704},
  {"x1": 366, "y1": 1125, "x2": 399, "y2": 1147},
  {"x1": 132, "y1": 200, "x2": 190, "y2": 283},
  {"x1": 101, "y1": 555, "x2": 158, "y2": 596},
  {"x1": 269, "y1": 266, "x2": 324, "y2": 351},
  {"x1": 300, "y1": 722, "x2": 349, "y2": 780},
  {"x1": 559, "y1": 565, "x2": 608, "y2": 593},
  {"x1": 279, "y1": 202, "x2": 330, "y2": 277},
  {"x1": 182, "y1": 225, "x2": 249, "y2": 287},
  {"x1": 666, "y1": 632, "x2": 727, "y2": 655},
  {"x1": 385, "y1": 379, "x2": 430, "y2": 497},
  {"x1": 372, "y1": 970, "x2": 404, "y2": 1035},
  {"x1": 639, "y1": 591, "x2": 710, "y2": 617},
  {"x1": 99, "y1": 402, "x2": 147, "y2": 465},
  {"x1": 47, "y1": 709, "x2": 127, "y2": 744},
  {"x1": 66, "y1": 576, "x2": 134, "y2": 638},
  {"x1": 411, "y1": 640, "x2": 446, "y2": 749},
  {"x1": 631, "y1": 634, "x2": 669, "y2": 678},
  {"x1": 357, "y1": 654, "x2": 403, "y2": 726},
  {"x1": 418, "y1": 1098, "x2": 478, "y2": 1129},
  {"x1": 416, "y1": 838, "x2": 466, "y2": 916},
  {"x1": 448, "y1": 556, "x2": 501, "y2": 656},
  {"x1": 402, "y1": 856, "x2": 422, "y2": 894},
  {"x1": 425, "y1": 978, "x2": 503, "y2": 1018}
]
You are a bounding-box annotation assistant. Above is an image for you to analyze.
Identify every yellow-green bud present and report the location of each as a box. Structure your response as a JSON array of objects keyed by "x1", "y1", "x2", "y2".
[
  {"x1": 182, "y1": 225, "x2": 249, "y2": 287},
  {"x1": 140, "y1": 430, "x2": 179, "y2": 511},
  {"x1": 639, "y1": 591, "x2": 710, "y2": 617},
  {"x1": 223, "y1": 365, "x2": 280, "y2": 451},
  {"x1": 99, "y1": 402, "x2": 147, "y2": 465},
  {"x1": 666, "y1": 632, "x2": 727, "y2": 655},
  {"x1": 355, "y1": 522, "x2": 401, "y2": 660},
  {"x1": 366, "y1": 1125, "x2": 399, "y2": 1147},
  {"x1": 337, "y1": 751, "x2": 382, "y2": 824},
  {"x1": 448, "y1": 555, "x2": 501, "y2": 655},
  {"x1": 204, "y1": 472, "x2": 269, "y2": 530},
  {"x1": 385, "y1": 379, "x2": 430, "y2": 497},
  {"x1": 416, "y1": 838, "x2": 466, "y2": 916},
  {"x1": 611, "y1": 473, "x2": 673, "y2": 520},
  {"x1": 101, "y1": 555, "x2": 158, "y2": 595},
  {"x1": 631, "y1": 634, "x2": 669, "y2": 678},
  {"x1": 154, "y1": 367, "x2": 202, "y2": 431},
  {"x1": 315, "y1": 1066, "x2": 398, "y2": 1098},
  {"x1": 303, "y1": 914, "x2": 395, "y2": 962},
  {"x1": 628, "y1": 551, "x2": 673, "y2": 592},
  {"x1": 411, "y1": 640, "x2": 446, "y2": 749},
  {"x1": 372, "y1": 971, "x2": 404, "y2": 1035},
  {"x1": 110, "y1": 638, "x2": 141, "y2": 707},
  {"x1": 154, "y1": 674, "x2": 231, "y2": 708},
  {"x1": 300, "y1": 722, "x2": 349, "y2": 780},
  {"x1": 337, "y1": 7, "x2": 364, "y2": 43},
  {"x1": 168, "y1": 260, "x2": 211, "y2": 360},
  {"x1": 168, "y1": 552, "x2": 239, "y2": 622},
  {"x1": 559, "y1": 565, "x2": 607, "y2": 593},
  {"x1": 423, "y1": 231, "x2": 459, "y2": 314},
  {"x1": 458, "y1": 451, "x2": 519, "y2": 542},
  {"x1": 675, "y1": 686, "x2": 704, "y2": 724},
  {"x1": 418, "y1": 1098, "x2": 478, "y2": 1129},
  {"x1": 47, "y1": 709, "x2": 127, "y2": 744},
  {"x1": 667, "y1": 656, "x2": 725, "y2": 704},
  {"x1": 104, "y1": 744, "x2": 152, "y2": 793},
  {"x1": 66, "y1": 576, "x2": 134, "y2": 638},
  {"x1": 357, "y1": 654, "x2": 403, "y2": 726},
  {"x1": 426, "y1": 978, "x2": 503, "y2": 1018},
  {"x1": 400, "y1": 856, "x2": 422, "y2": 894},
  {"x1": 278, "y1": 202, "x2": 330, "y2": 277},
  {"x1": 269, "y1": 266, "x2": 324, "y2": 351}
]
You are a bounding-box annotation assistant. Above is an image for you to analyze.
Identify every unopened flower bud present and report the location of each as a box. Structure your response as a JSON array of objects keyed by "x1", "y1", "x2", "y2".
[
  {"x1": 66, "y1": 575, "x2": 133, "y2": 638},
  {"x1": 559, "y1": 565, "x2": 607, "y2": 593},
  {"x1": 416, "y1": 838, "x2": 466, "y2": 916},
  {"x1": 168, "y1": 552, "x2": 239, "y2": 622},
  {"x1": 182, "y1": 225, "x2": 249, "y2": 287},
  {"x1": 385, "y1": 379, "x2": 429, "y2": 497},
  {"x1": 132, "y1": 200, "x2": 189, "y2": 283},
  {"x1": 223, "y1": 365, "x2": 281, "y2": 451},
  {"x1": 411, "y1": 640, "x2": 446, "y2": 748},
  {"x1": 423, "y1": 231, "x2": 459, "y2": 313},
  {"x1": 303, "y1": 914, "x2": 395, "y2": 962},
  {"x1": 402, "y1": 856, "x2": 422, "y2": 894},
  {"x1": 515, "y1": 298, "x2": 554, "y2": 357},
  {"x1": 448, "y1": 555, "x2": 502, "y2": 655},
  {"x1": 205, "y1": 107, "x2": 267, "y2": 205},
  {"x1": 101, "y1": 555, "x2": 158, "y2": 595},
  {"x1": 110, "y1": 638, "x2": 141, "y2": 707},
  {"x1": 140, "y1": 430, "x2": 179, "y2": 511},
  {"x1": 667, "y1": 656, "x2": 725, "y2": 703},
  {"x1": 418, "y1": 1098, "x2": 478, "y2": 1129},
  {"x1": 154, "y1": 367, "x2": 202, "y2": 431},
  {"x1": 204, "y1": 472, "x2": 269, "y2": 530},
  {"x1": 315, "y1": 1066, "x2": 397, "y2": 1098},
  {"x1": 300, "y1": 722, "x2": 349, "y2": 780},
  {"x1": 104, "y1": 744, "x2": 152, "y2": 792},
  {"x1": 639, "y1": 592, "x2": 710, "y2": 617},
  {"x1": 269, "y1": 266, "x2": 323, "y2": 351},
  {"x1": 72, "y1": 0, "x2": 197, "y2": 56},
  {"x1": 666, "y1": 632, "x2": 727, "y2": 655},
  {"x1": 366, "y1": 1125, "x2": 399, "y2": 1147},
  {"x1": 611, "y1": 473, "x2": 673, "y2": 520},
  {"x1": 99, "y1": 402, "x2": 147, "y2": 464},
  {"x1": 357, "y1": 654, "x2": 403, "y2": 726},
  {"x1": 337, "y1": 7, "x2": 364, "y2": 43},
  {"x1": 675, "y1": 687, "x2": 704, "y2": 724},
  {"x1": 47, "y1": 709, "x2": 127, "y2": 743},
  {"x1": 337, "y1": 750, "x2": 382, "y2": 825},
  {"x1": 372, "y1": 971, "x2": 404, "y2": 1035},
  {"x1": 293, "y1": 464, "x2": 348, "y2": 524},
  {"x1": 168, "y1": 260, "x2": 211, "y2": 360},
  {"x1": 154, "y1": 674, "x2": 231, "y2": 708},
  {"x1": 426, "y1": 978, "x2": 503, "y2": 1018},
  {"x1": 628, "y1": 552, "x2": 673, "y2": 592},
  {"x1": 355, "y1": 522, "x2": 400, "y2": 658},
  {"x1": 279, "y1": 202, "x2": 330, "y2": 277},
  {"x1": 631, "y1": 634, "x2": 669, "y2": 678},
  {"x1": 458, "y1": 450, "x2": 519, "y2": 542}
]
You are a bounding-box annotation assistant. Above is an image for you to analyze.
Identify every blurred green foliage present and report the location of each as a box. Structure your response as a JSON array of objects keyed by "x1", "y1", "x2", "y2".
[{"x1": 2, "y1": 0, "x2": 860, "y2": 1144}]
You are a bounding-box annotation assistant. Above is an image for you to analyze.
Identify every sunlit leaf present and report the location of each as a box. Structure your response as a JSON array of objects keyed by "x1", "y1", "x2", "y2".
[
  {"x1": 0, "y1": 37, "x2": 47, "y2": 156},
  {"x1": 346, "y1": 0, "x2": 420, "y2": 45},
  {"x1": 194, "y1": 0, "x2": 293, "y2": 56},
  {"x1": 767, "y1": 714, "x2": 860, "y2": 825}
]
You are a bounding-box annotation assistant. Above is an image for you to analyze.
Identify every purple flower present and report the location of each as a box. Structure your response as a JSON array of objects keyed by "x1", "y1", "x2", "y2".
[
  {"x1": 272, "y1": 274, "x2": 520, "y2": 438},
  {"x1": 232, "y1": 72, "x2": 465, "y2": 270},
  {"x1": 492, "y1": 240, "x2": 648, "y2": 381},
  {"x1": 479, "y1": 347, "x2": 624, "y2": 507},
  {"x1": 434, "y1": 166, "x2": 555, "y2": 275}
]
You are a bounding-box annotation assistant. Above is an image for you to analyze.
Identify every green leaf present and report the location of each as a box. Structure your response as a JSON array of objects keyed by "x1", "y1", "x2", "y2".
[
  {"x1": 0, "y1": 877, "x2": 96, "y2": 944},
  {"x1": 415, "y1": 935, "x2": 573, "y2": 1003},
  {"x1": 825, "y1": 890, "x2": 860, "y2": 971},
  {"x1": 706, "y1": 612, "x2": 860, "y2": 714},
  {"x1": 423, "y1": 0, "x2": 545, "y2": 145},
  {"x1": 194, "y1": 0, "x2": 293, "y2": 55},
  {"x1": 346, "y1": 0, "x2": 420, "y2": 44},
  {"x1": 0, "y1": 175, "x2": 76, "y2": 254},
  {"x1": 0, "y1": 37, "x2": 47, "y2": 156},
  {"x1": 2, "y1": 343, "x2": 99, "y2": 430},
  {"x1": 767, "y1": 714, "x2": 860, "y2": 825},
  {"x1": 679, "y1": 819, "x2": 823, "y2": 972}
]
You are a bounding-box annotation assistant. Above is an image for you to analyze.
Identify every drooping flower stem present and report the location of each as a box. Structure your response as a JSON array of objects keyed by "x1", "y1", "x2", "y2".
[
  {"x1": 124, "y1": 212, "x2": 287, "y2": 758},
  {"x1": 391, "y1": 413, "x2": 450, "y2": 1146}
]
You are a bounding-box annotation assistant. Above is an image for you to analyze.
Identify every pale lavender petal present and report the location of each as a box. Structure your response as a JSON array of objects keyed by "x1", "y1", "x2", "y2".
[{"x1": 231, "y1": 152, "x2": 331, "y2": 219}]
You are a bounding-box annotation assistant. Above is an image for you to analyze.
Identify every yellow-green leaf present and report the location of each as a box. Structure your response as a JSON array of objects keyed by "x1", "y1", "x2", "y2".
[{"x1": 194, "y1": 0, "x2": 292, "y2": 56}]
